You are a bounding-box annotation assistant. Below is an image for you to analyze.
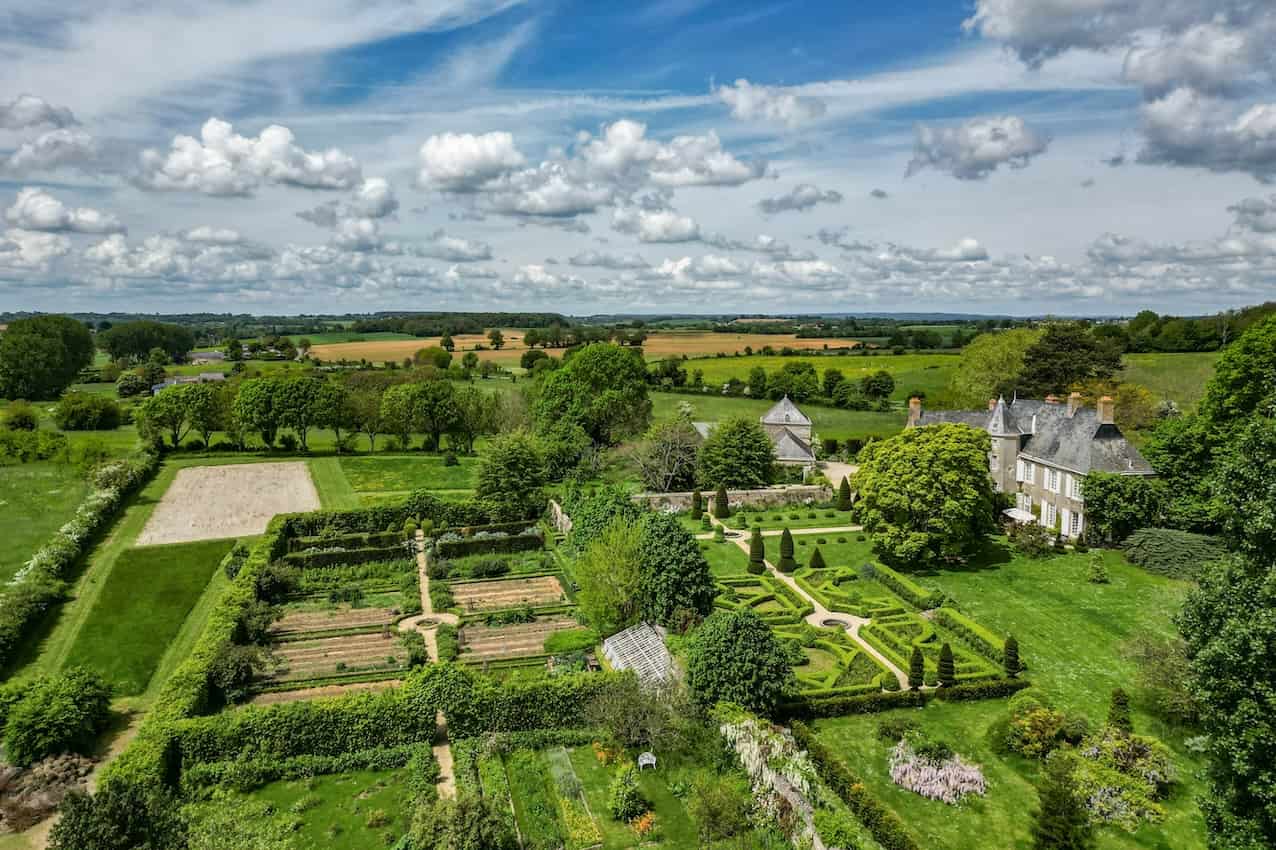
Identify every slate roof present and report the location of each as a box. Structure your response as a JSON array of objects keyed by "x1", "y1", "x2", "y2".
[
  {"x1": 762, "y1": 395, "x2": 811, "y2": 427},
  {"x1": 917, "y1": 397, "x2": 1155, "y2": 476},
  {"x1": 773, "y1": 427, "x2": 816, "y2": 463}
]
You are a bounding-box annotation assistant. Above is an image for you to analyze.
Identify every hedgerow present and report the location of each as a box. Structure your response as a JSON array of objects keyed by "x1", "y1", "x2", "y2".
[
  {"x1": 932, "y1": 607, "x2": 1007, "y2": 666},
  {"x1": 874, "y1": 563, "x2": 946, "y2": 610},
  {"x1": 0, "y1": 448, "x2": 159, "y2": 670},
  {"x1": 1121, "y1": 527, "x2": 1226, "y2": 580},
  {"x1": 792, "y1": 720, "x2": 920, "y2": 850},
  {"x1": 778, "y1": 677, "x2": 1029, "y2": 720},
  {"x1": 181, "y1": 742, "x2": 434, "y2": 794}
]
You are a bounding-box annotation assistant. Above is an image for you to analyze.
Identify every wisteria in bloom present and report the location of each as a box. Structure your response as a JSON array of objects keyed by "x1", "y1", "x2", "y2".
[{"x1": 888, "y1": 739, "x2": 987, "y2": 805}]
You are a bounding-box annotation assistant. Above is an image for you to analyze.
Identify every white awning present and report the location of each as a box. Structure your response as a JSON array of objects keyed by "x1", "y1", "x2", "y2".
[{"x1": 1003, "y1": 508, "x2": 1035, "y2": 523}]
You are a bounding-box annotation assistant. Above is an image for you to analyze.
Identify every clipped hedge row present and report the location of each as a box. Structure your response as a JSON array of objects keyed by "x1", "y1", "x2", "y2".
[
  {"x1": 778, "y1": 677, "x2": 1029, "y2": 720},
  {"x1": 439, "y1": 520, "x2": 543, "y2": 537},
  {"x1": 433, "y1": 531, "x2": 544, "y2": 559},
  {"x1": 288, "y1": 530, "x2": 403, "y2": 553},
  {"x1": 0, "y1": 449, "x2": 159, "y2": 671},
  {"x1": 406, "y1": 663, "x2": 632, "y2": 739},
  {"x1": 1122, "y1": 527, "x2": 1226, "y2": 580},
  {"x1": 932, "y1": 607, "x2": 1006, "y2": 666},
  {"x1": 792, "y1": 720, "x2": 920, "y2": 850},
  {"x1": 281, "y1": 544, "x2": 407, "y2": 569},
  {"x1": 174, "y1": 689, "x2": 436, "y2": 766},
  {"x1": 281, "y1": 491, "x2": 537, "y2": 539},
  {"x1": 874, "y1": 563, "x2": 945, "y2": 610}
]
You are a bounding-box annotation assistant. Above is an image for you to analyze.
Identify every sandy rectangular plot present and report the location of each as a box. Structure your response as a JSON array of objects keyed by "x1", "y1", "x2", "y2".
[
  {"x1": 451, "y1": 576, "x2": 565, "y2": 613},
  {"x1": 137, "y1": 462, "x2": 320, "y2": 546}
]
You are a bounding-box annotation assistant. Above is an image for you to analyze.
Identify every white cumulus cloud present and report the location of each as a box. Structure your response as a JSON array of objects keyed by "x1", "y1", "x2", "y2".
[
  {"x1": 758, "y1": 183, "x2": 844, "y2": 214},
  {"x1": 611, "y1": 207, "x2": 701, "y2": 243},
  {"x1": 137, "y1": 118, "x2": 362, "y2": 196},
  {"x1": 906, "y1": 115, "x2": 1050, "y2": 180},
  {"x1": 417, "y1": 131, "x2": 526, "y2": 191},
  {"x1": 5, "y1": 187, "x2": 125, "y2": 234},
  {"x1": 0, "y1": 94, "x2": 76, "y2": 130},
  {"x1": 716, "y1": 79, "x2": 826, "y2": 127}
]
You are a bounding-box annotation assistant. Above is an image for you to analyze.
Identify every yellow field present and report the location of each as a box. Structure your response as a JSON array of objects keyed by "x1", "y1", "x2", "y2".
[{"x1": 310, "y1": 330, "x2": 860, "y2": 365}]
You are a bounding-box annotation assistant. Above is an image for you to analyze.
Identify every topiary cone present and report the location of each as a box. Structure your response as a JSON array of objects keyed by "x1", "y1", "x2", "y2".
[
  {"x1": 778, "y1": 527, "x2": 797, "y2": 573},
  {"x1": 690, "y1": 489, "x2": 703, "y2": 519},
  {"x1": 909, "y1": 646, "x2": 924, "y2": 690},
  {"x1": 1004, "y1": 634, "x2": 1021, "y2": 678},
  {"x1": 748, "y1": 527, "x2": 765, "y2": 574},
  {"x1": 837, "y1": 476, "x2": 852, "y2": 511},
  {"x1": 937, "y1": 642, "x2": 955, "y2": 687},
  {"x1": 809, "y1": 546, "x2": 826, "y2": 570},
  {"x1": 713, "y1": 484, "x2": 729, "y2": 519}
]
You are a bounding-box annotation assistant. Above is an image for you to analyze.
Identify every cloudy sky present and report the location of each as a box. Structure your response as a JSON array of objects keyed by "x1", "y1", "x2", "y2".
[{"x1": 1, "y1": 0, "x2": 1275, "y2": 316}]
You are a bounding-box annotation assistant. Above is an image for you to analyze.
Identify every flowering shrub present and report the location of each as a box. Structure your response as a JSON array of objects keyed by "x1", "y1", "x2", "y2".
[
  {"x1": 888, "y1": 733, "x2": 987, "y2": 805},
  {"x1": 630, "y1": 811, "x2": 658, "y2": 838},
  {"x1": 1066, "y1": 727, "x2": 1177, "y2": 830},
  {"x1": 717, "y1": 705, "x2": 819, "y2": 841}
]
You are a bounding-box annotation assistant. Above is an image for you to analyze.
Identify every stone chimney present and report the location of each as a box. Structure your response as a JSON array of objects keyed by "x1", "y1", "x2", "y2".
[
  {"x1": 988, "y1": 398, "x2": 997, "y2": 411},
  {"x1": 1044, "y1": 394, "x2": 1060, "y2": 405},
  {"x1": 908, "y1": 396, "x2": 922, "y2": 427},
  {"x1": 1067, "y1": 391, "x2": 1083, "y2": 418},
  {"x1": 1097, "y1": 395, "x2": 1115, "y2": 425}
]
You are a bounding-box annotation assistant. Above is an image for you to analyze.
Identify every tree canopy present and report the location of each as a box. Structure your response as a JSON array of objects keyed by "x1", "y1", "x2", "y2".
[
  {"x1": 685, "y1": 609, "x2": 795, "y2": 716},
  {"x1": 96, "y1": 320, "x2": 195, "y2": 364},
  {"x1": 634, "y1": 417, "x2": 701, "y2": 492},
  {"x1": 636, "y1": 511, "x2": 716, "y2": 628},
  {"x1": 476, "y1": 430, "x2": 546, "y2": 521},
  {"x1": 534, "y1": 343, "x2": 651, "y2": 445},
  {"x1": 946, "y1": 328, "x2": 1041, "y2": 408},
  {"x1": 0, "y1": 315, "x2": 95, "y2": 400},
  {"x1": 574, "y1": 517, "x2": 643, "y2": 636},
  {"x1": 696, "y1": 416, "x2": 775, "y2": 489},
  {"x1": 1016, "y1": 323, "x2": 1123, "y2": 398},
  {"x1": 853, "y1": 423, "x2": 996, "y2": 567}
]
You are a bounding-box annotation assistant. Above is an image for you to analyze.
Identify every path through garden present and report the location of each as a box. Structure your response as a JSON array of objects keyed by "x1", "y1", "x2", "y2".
[
  {"x1": 403, "y1": 529, "x2": 457, "y2": 800},
  {"x1": 709, "y1": 515, "x2": 910, "y2": 690}
]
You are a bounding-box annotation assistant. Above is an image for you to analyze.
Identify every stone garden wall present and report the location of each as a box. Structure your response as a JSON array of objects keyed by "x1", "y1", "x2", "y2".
[{"x1": 632, "y1": 485, "x2": 832, "y2": 512}]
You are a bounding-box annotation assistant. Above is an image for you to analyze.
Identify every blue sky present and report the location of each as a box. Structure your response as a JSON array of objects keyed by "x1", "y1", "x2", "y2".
[{"x1": 1, "y1": 0, "x2": 1274, "y2": 315}]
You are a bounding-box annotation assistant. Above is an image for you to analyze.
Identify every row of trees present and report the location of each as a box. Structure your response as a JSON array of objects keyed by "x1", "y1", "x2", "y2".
[
  {"x1": 650, "y1": 356, "x2": 898, "y2": 409},
  {"x1": 633, "y1": 414, "x2": 777, "y2": 492},
  {"x1": 136, "y1": 372, "x2": 506, "y2": 454}
]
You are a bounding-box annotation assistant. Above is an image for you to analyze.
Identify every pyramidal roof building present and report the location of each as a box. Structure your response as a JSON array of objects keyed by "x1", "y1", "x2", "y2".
[{"x1": 692, "y1": 395, "x2": 816, "y2": 467}]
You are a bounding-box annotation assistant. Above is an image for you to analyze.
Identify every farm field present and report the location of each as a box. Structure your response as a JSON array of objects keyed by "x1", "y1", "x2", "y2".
[
  {"x1": 0, "y1": 462, "x2": 88, "y2": 583},
  {"x1": 684, "y1": 351, "x2": 960, "y2": 401},
  {"x1": 650, "y1": 392, "x2": 905, "y2": 442},
  {"x1": 337, "y1": 454, "x2": 478, "y2": 499},
  {"x1": 804, "y1": 541, "x2": 1207, "y2": 850},
  {"x1": 1120, "y1": 351, "x2": 1218, "y2": 409},
  {"x1": 63, "y1": 539, "x2": 235, "y2": 695},
  {"x1": 309, "y1": 330, "x2": 870, "y2": 367}
]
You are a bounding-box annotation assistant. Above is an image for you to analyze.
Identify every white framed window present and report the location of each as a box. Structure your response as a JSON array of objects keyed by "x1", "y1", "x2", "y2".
[
  {"x1": 1043, "y1": 502, "x2": 1058, "y2": 528},
  {"x1": 1021, "y1": 460, "x2": 1035, "y2": 484},
  {"x1": 1016, "y1": 459, "x2": 1026, "y2": 482},
  {"x1": 990, "y1": 452, "x2": 999, "y2": 472},
  {"x1": 1016, "y1": 492, "x2": 1031, "y2": 512},
  {"x1": 1070, "y1": 511, "x2": 1083, "y2": 537},
  {"x1": 1046, "y1": 468, "x2": 1060, "y2": 493},
  {"x1": 1068, "y1": 475, "x2": 1084, "y2": 501}
]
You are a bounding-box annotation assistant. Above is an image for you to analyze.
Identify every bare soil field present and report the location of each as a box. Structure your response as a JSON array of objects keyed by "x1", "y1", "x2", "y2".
[
  {"x1": 451, "y1": 576, "x2": 565, "y2": 613},
  {"x1": 270, "y1": 606, "x2": 398, "y2": 637},
  {"x1": 310, "y1": 330, "x2": 862, "y2": 366},
  {"x1": 459, "y1": 616, "x2": 578, "y2": 661},
  {"x1": 137, "y1": 462, "x2": 320, "y2": 545},
  {"x1": 269, "y1": 632, "x2": 405, "y2": 682}
]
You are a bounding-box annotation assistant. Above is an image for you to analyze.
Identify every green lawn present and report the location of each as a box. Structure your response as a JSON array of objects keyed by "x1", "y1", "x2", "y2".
[
  {"x1": 816, "y1": 699, "x2": 1205, "y2": 850},
  {"x1": 724, "y1": 507, "x2": 856, "y2": 531},
  {"x1": 63, "y1": 539, "x2": 234, "y2": 695},
  {"x1": 307, "y1": 457, "x2": 361, "y2": 508},
  {"x1": 650, "y1": 392, "x2": 904, "y2": 442},
  {"x1": 233, "y1": 767, "x2": 414, "y2": 848},
  {"x1": 1121, "y1": 351, "x2": 1218, "y2": 409},
  {"x1": 0, "y1": 462, "x2": 88, "y2": 583},
  {"x1": 809, "y1": 541, "x2": 1208, "y2": 850},
  {"x1": 790, "y1": 532, "x2": 876, "y2": 568},
  {"x1": 697, "y1": 539, "x2": 751, "y2": 576},
  {"x1": 682, "y1": 352, "x2": 960, "y2": 402},
  {"x1": 338, "y1": 454, "x2": 479, "y2": 494}
]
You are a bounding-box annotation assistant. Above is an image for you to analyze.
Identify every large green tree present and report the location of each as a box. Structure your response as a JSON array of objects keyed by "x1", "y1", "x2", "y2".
[
  {"x1": 1198, "y1": 314, "x2": 1276, "y2": 427},
  {"x1": 96, "y1": 320, "x2": 194, "y2": 364},
  {"x1": 1030, "y1": 753, "x2": 1094, "y2": 850},
  {"x1": 0, "y1": 315, "x2": 95, "y2": 400},
  {"x1": 685, "y1": 609, "x2": 795, "y2": 716},
  {"x1": 1177, "y1": 554, "x2": 1276, "y2": 850},
  {"x1": 476, "y1": 430, "x2": 546, "y2": 520},
  {"x1": 634, "y1": 418, "x2": 701, "y2": 492},
  {"x1": 138, "y1": 384, "x2": 194, "y2": 448},
  {"x1": 534, "y1": 343, "x2": 651, "y2": 445},
  {"x1": 574, "y1": 518, "x2": 643, "y2": 636},
  {"x1": 1079, "y1": 472, "x2": 1167, "y2": 544},
  {"x1": 274, "y1": 376, "x2": 323, "y2": 450},
  {"x1": 853, "y1": 423, "x2": 996, "y2": 567},
  {"x1": 1016, "y1": 322, "x2": 1123, "y2": 398},
  {"x1": 696, "y1": 416, "x2": 775, "y2": 489},
  {"x1": 232, "y1": 377, "x2": 281, "y2": 447},
  {"x1": 946, "y1": 327, "x2": 1041, "y2": 408},
  {"x1": 636, "y1": 511, "x2": 716, "y2": 628},
  {"x1": 414, "y1": 379, "x2": 459, "y2": 450},
  {"x1": 1208, "y1": 402, "x2": 1276, "y2": 560}
]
